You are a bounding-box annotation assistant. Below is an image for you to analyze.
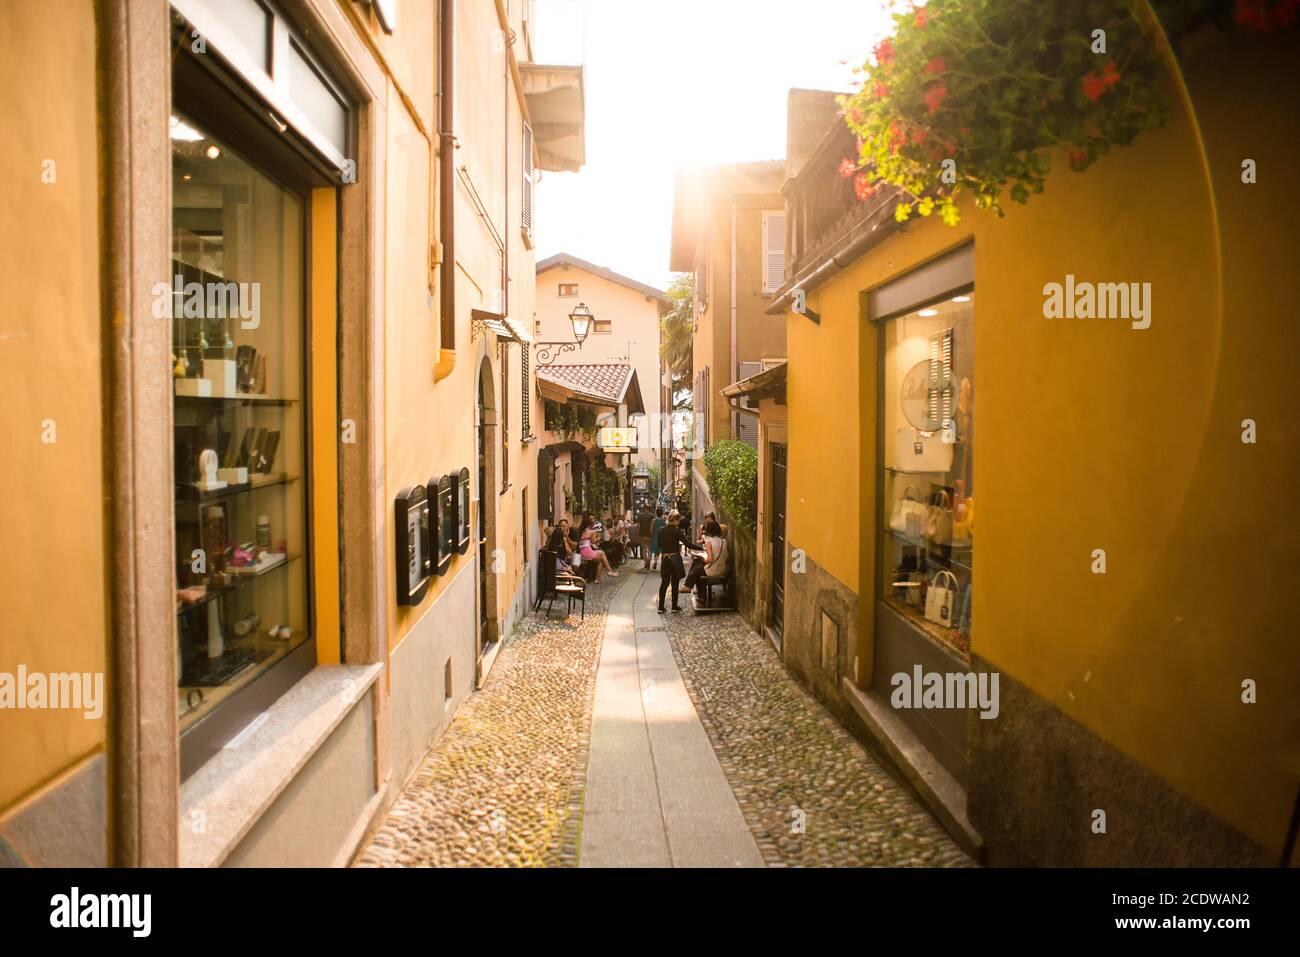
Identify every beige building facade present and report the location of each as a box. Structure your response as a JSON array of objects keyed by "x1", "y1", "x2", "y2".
[
  {"x1": 669, "y1": 161, "x2": 787, "y2": 517},
  {"x1": 0, "y1": 0, "x2": 582, "y2": 868},
  {"x1": 535, "y1": 254, "x2": 667, "y2": 470}
]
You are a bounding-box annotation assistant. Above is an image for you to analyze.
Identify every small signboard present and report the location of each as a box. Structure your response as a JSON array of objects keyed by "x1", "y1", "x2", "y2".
[{"x1": 597, "y1": 426, "x2": 637, "y2": 453}]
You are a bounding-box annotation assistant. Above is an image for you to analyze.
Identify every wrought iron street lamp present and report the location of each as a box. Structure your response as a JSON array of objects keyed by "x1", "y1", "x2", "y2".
[{"x1": 536, "y1": 301, "x2": 594, "y2": 365}]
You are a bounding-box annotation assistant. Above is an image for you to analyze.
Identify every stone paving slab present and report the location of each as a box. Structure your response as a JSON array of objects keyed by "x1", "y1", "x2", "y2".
[{"x1": 580, "y1": 574, "x2": 764, "y2": 868}]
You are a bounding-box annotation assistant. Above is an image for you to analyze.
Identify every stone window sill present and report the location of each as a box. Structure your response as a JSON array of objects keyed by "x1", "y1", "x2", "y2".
[{"x1": 179, "y1": 662, "x2": 383, "y2": 868}]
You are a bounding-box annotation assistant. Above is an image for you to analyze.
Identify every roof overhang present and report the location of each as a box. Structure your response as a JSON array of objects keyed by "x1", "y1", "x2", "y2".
[
  {"x1": 721, "y1": 360, "x2": 787, "y2": 404},
  {"x1": 536, "y1": 365, "x2": 646, "y2": 417},
  {"x1": 521, "y1": 64, "x2": 586, "y2": 173}
]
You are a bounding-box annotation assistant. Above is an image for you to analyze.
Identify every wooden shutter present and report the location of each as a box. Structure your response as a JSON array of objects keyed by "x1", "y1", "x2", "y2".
[
  {"x1": 762, "y1": 211, "x2": 786, "y2": 294},
  {"x1": 537, "y1": 448, "x2": 553, "y2": 521},
  {"x1": 927, "y1": 327, "x2": 955, "y2": 433},
  {"x1": 521, "y1": 345, "x2": 531, "y2": 438},
  {"x1": 735, "y1": 360, "x2": 763, "y2": 448},
  {"x1": 522, "y1": 123, "x2": 534, "y2": 240}
]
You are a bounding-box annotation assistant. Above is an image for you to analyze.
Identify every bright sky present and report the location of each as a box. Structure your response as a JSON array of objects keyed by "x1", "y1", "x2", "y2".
[{"x1": 531, "y1": 0, "x2": 894, "y2": 291}]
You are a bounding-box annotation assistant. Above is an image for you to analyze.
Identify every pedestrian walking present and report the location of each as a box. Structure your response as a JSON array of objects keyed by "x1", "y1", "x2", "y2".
[
  {"x1": 648, "y1": 506, "x2": 666, "y2": 570},
  {"x1": 636, "y1": 503, "x2": 654, "y2": 568}
]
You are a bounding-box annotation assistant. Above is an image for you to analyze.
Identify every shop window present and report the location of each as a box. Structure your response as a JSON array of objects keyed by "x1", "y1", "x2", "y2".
[
  {"x1": 171, "y1": 113, "x2": 312, "y2": 761},
  {"x1": 880, "y1": 290, "x2": 974, "y2": 659}
]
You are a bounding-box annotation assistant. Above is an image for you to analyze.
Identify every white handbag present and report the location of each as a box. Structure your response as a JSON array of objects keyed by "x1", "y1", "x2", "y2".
[
  {"x1": 889, "y1": 485, "x2": 927, "y2": 540},
  {"x1": 895, "y1": 426, "x2": 953, "y2": 474},
  {"x1": 924, "y1": 570, "x2": 959, "y2": 627}
]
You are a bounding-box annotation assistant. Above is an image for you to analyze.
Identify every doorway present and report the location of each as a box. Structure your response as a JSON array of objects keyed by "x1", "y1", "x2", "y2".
[
  {"x1": 770, "y1": 442, "x2": 788, "y2": 644},
  {"x1": 476, "y1": 357, "x2": 499, "y2": 680}
]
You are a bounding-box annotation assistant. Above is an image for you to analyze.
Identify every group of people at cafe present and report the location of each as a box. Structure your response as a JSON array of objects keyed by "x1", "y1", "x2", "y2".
[{"x1": 540, "y1": 503, "x2": 729, "y2": 611}]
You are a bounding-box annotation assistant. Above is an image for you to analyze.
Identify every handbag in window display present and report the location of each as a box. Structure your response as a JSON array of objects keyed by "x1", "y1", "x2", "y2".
[{"x1": 880, "y1": 294, "x2": 975, "y2": 659}]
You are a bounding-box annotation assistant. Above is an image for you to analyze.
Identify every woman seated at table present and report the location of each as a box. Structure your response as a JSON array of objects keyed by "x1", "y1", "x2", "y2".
[
  {"x1": 578, "y1": 523, "x2": 618, "y2": 580},
  {"x1": 682, "y1": 520, "x2": 727, "y2": 591},
  {"x1": 547, "y1": 520, "x2": 578, "y2": 570}
]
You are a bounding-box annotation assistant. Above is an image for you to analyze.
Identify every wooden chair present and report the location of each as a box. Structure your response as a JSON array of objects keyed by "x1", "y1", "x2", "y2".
[{"x1": 535, "y1": 549, "x2": 586, "y2": 620}]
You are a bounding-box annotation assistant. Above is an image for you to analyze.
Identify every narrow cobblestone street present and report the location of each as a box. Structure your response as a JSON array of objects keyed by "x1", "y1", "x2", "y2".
[{"x1": 356, "y1": 569, "x2": 970, "y2": 867}]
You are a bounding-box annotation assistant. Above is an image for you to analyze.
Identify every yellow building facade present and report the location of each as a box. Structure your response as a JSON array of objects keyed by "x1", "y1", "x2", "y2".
[
  {"x1": 771, "y1": 25, "x2": 1298, "y2": 865},
  {"x1": 0, "y1": 0, "x2": 582, "y2": 867}
]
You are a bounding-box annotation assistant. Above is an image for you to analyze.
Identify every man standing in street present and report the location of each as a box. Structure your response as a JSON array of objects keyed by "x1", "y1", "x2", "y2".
[{"x1": 636, "y1": 503, "x2": 655, "y2": 569}]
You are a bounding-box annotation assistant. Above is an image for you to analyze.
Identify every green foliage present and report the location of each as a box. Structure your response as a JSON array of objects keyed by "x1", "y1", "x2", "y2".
[
  {"x1": 703, "y1": 440, "x2": 758, "y2": 533},
  {"x1": 660, "y1": 274, "x2": 694, "y2": 412},
  {"x1": 839, "y1": 0, "x2": 1189, "y2": 224},
  {"x1": 544, "y1": 400, "x2": 598, "y2": 442}
]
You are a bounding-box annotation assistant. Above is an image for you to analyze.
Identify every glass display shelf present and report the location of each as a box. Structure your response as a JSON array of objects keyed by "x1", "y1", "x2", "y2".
[
  {"x1": 175, "y1": 473, "x2": 300, "y2": 507},
  {"x1": 175, "y1": 553, "x2": 302, "y2": 618}
]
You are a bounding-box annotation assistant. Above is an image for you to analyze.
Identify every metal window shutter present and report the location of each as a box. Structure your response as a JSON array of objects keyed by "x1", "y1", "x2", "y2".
[{"x1": 762, "y1": 212, "x2": 786, "y2": 294}]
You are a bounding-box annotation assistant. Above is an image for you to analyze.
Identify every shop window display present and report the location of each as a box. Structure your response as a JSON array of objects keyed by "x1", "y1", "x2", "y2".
[
  {"x1": 171, "y1": 114, "x2": 311, "y2": 738},
  {"x1": 881, "y1": 292, "x2": 974, "y2": 658}
]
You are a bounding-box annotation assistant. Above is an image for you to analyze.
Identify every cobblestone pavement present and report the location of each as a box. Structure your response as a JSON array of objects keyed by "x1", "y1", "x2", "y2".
[
  {"x1": 654, "y1": 578, "x2": 974, "y2": 867},
  {"x1": 355, "y1": 566, "x2": 971, "y2": 868},
  {"x1": 353, "y1": 575, "x2": 622, "y2": 867}
]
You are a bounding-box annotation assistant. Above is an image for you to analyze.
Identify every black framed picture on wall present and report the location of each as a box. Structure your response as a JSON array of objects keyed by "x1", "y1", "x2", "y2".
[
  {"x1": 395, "y1": 485, "x2": 431, "y2": 606},
  {"x1": 456, "y1": 467, "x2": 472, "y2": 553},
  {"x1": 430, "y1": 474, "x2": 454, "y2": 576}
]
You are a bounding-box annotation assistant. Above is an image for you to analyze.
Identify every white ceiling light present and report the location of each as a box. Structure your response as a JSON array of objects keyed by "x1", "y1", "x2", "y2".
[
  {"x1": 952, "y1": 295, "x2": 971, "y2": 302},
  {"x1": 918, "y1": 308, "x2": 939, "y2": 317},
  {"x1": 169, "y1": 116, "x2": 204, "y2": 142}
]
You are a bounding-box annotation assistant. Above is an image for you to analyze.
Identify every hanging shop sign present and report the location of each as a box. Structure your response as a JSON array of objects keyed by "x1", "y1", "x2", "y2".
[
  {"x1": 395, "y1": 485, "x2": 431, "y2": 605},
  {"x1": 597, "y1": 426, "x2": 637, "y2": 453}
]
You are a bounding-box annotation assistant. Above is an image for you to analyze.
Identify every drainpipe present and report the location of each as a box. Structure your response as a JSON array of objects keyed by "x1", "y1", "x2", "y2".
[
  {"x1": 435, "y1": 0, "x2": 456, "y2": 379},
  {"x1": 729, "y1": 202, "x2": 737, "y2": 439},
  {"x1": 502, "y1": 27, "x2": 511, "y2": 318}
]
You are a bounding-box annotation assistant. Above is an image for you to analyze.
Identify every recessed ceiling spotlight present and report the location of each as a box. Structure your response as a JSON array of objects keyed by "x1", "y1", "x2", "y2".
[
  {"x1": 182, "y1": 173, "x2": 192, "y2": 181},
  {"x1": 952, "y1": 295, "x2": 971, "y2": 302},
  {"x1": 205, "y1": 145, "x2": 221, "y2": 160},
  {"x1": 169, "y1": 116, "x2": 204, "y2": 142},
  {"x1": 919, "y1": 308, "x2": 939, "y2": 317}
]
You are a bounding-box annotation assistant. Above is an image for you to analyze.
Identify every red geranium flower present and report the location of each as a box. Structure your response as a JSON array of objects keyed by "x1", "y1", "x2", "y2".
[
  {"x1": 874, "y1": 38, "x2": 895, "y2": 65},
  {"x1": 924, "y1": 82, "x2": 948, "y2": 114},
  {"x1": 910, "y1": 127, "x2": 929, "y2": 145},
  {"x1": 1101, "y1": 60, "x2": 1121, "y2": 88},
  {"x1": 874, "y1": 80, "x2": 890, "y2": 98},
  {"x1": 915, "y1": 8, "x2": 928, "y2": 28},
  {"x1": 854, "y1": 172, "x2": 877, "y2": 201},
  {"x1": 839, "y1": 158, "x2": 857, "y2": 178},
  {"x1": 925, "y1": 56, "x2": 947, "y2": 75},
  {"x1": 1081, "y1": 70, "x2": 1106, "y2": 102}
]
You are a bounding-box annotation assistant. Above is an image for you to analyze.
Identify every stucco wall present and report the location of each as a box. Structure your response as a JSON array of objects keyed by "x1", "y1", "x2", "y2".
[
  {"x1": 789, "y1": 26, "x2": 1299, "y2": 860},
  {"x1": 0, "y1": 0, "x2": 107, "y2": 816}
]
